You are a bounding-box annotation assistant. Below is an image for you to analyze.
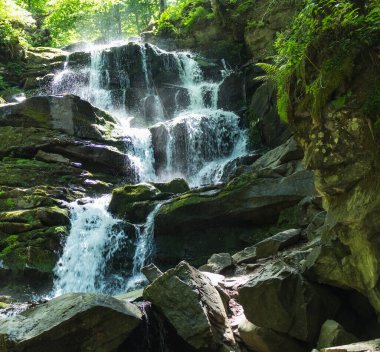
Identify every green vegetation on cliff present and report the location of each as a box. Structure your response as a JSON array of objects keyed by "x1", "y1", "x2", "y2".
[{"x1": 259, "y1": 0, "x2": 380, "y2": 122}]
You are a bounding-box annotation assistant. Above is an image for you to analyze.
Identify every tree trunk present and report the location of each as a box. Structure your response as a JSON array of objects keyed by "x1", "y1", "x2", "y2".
[
  {"x1": 114, "y1": 4, "x2": 122, "y2": 37},
  {"x1": 159, "y1": 0, "x2": 167, "y2": 14}
]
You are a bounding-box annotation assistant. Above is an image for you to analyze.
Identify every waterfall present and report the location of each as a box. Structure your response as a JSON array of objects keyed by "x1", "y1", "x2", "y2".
[
  {"x1": 50, "y1": 41, "x2": 247, "y2": 185},
  {"x1": 49, "y1": 40, "x2": 248, "y2": 295},
  {"x1": 53, "y1": 195, "x2": 127, "y2": 296}
]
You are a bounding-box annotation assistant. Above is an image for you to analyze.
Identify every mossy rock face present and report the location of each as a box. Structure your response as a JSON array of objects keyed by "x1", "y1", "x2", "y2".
[
  {"x1": 288, "y1": 42, "x2": 380, "y2": 312},
  {"x1": 0, "y1": 186, "x2": 75, "y2": 279},
  {"x1": 0, "y1": 225, "x2": 68, "y2": 273}
]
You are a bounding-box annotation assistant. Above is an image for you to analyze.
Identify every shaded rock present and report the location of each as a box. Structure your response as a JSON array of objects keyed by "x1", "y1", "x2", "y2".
[
  {"x1": 251, "y1": 137, "x2": 304, "y2": 171},
  {"x1": 238, "y1": 262, "x2": 340, "y2": 342},
  {"x1": 142, "y1": 263, "x2": 163, "y2": 283},
  {"x1": 317, "y1": 320, "x2": 359, "y2": 349},
  {"x1": 248, "y1": 82, "x2": 291, "y2": 148},
  {"x1": 0, "y1": 292, "x2": 142, "y2": 352},
  {"x1": 143, "y1": 261, "x2": 236, "y2": 351},
  {"x1": 217, "y1": 72, "x2": 246, "y2": 112},
  {"x1": 238, "y1": 317, "x2": 307, "y2": 352},
  {"x1": 49, "y1": 143, "x2": 133, "y2": 177},
  {"x1": 255, "y1": 228, "x2": 302, "y2": 259},
  {"x1": 198, "y1": 253, "x2": 234, "y2": 274}
]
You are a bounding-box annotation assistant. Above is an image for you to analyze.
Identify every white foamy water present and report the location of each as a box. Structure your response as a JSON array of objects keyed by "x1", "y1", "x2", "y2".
[{"x1": 52, "y1": 195, "x2": 126, "y2": 296}]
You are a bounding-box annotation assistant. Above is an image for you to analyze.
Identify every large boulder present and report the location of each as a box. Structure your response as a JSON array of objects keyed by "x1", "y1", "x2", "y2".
[
  {"x1": 143, "y1": 261, "x2": 236, "y2": 351},
  {"x1": 238, "y1": 262, "x2": 340, "y2": 343},
  {"x1": 0, "y1": 293, "x2": 142, "y2": 352},
  {"x1": 0, "y1": 95, "x2": 117, "y2": 142},
  {"x1": 154, "y1": 168, "x2": 315, "y2": 266}
]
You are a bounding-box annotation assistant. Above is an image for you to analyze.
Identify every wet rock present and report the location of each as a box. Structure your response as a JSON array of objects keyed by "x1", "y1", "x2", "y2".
[
  {"x1": 150, "y1": 123, "x2": 169, "y2": 176},
  {"x1": 316, "y1": 320, "x2": 359, "y2": 349},
  {"x1": 238, "y1": 262, "x2": 340, "y2": 342},
  {"x1": 199, "y1": 253, "x2": 234, "y2": 274},
  {"x1": 0, "y1": 293, "x2": 142, "y2": 352},
  {"x1": 238, "y1": 317, "x2": 307, "y2": 352},
  {"x1": 143, "y1": 261, "x2": 236, "y2": 351}
]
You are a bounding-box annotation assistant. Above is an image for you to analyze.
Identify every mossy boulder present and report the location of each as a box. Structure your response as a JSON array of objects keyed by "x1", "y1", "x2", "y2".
[
  {"x1": 0, "y1": 225, "x2": 68, "y2": 273},
  {"x1": 108, "y1": 184, "x2": 161, "y2": 223},
  {"x1": 149, "y1": 178, "x2": 190, "y2": 194},
  {"x1": 109, "y1": 180, "x2": 189, "y2": 223}
]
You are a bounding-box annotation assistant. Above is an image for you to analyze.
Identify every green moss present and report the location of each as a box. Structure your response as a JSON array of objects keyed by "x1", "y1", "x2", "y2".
[{"x1": 364, "y1": 81, "x2": 380, "y2": 118}]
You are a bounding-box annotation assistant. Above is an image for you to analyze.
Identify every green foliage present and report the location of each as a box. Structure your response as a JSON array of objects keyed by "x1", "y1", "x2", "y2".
[
  {"x1": 364, "y1": 82, "x2": 380, "y2": 118},
  {"x1": 156, "y1": 0, "x2": 212, "y2": 36},
  {"x1": 0, "y1": 0, "x2": 34, "y2": 52},
  {"x1": 258, "y1": 0, "x2": 380, "y2": 122}
]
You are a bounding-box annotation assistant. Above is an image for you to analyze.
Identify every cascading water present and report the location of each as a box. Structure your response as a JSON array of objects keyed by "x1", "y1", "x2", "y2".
[
  {"x1": 53, "y1": 195, "x2": 126, "y2": 295},
  {"x1": 50, "y1": 39, "x2": 248, "y2": 295}
]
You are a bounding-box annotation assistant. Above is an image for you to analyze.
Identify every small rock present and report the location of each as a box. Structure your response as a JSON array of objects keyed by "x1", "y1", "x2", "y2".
[
  {"x1": 255, "y1": 228, "x2": 302, "y2": 258},
  {"x1": 35, "y1": 150, "x2": 71, "y2": 164},
  {"x1": 199, "y1": 253, "x2": 233, "y2": 274},
  {"x1": 142, "y1": 263, "x2": 163, "y2": 283},
  {"x1": 317, "y1": 320, "x2": 359, "y2": 349},
  {"x1": 232, "y1": 246, "x2": 257, "y2": 264},
  {"x1": 238, "y1": 317, "x2": 307, "y2": 352}
]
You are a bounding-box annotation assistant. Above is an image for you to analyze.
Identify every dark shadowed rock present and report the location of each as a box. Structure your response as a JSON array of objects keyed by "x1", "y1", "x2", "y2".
[
  {"x1": 0, "y1": 293, "x2": 142, "y2": 352},
  {"x1": 238, "y1": 262, "x2": 340, "y2": 342},
  {"x1": 248, "y1": 82, "x2": 291, "y2": 147}
]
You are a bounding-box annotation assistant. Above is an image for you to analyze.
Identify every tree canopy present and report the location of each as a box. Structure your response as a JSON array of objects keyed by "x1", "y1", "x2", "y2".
[{"x1": 0, "y1": 0, "x2": 179, "y2": 48}]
